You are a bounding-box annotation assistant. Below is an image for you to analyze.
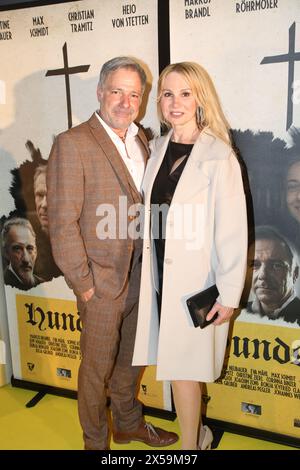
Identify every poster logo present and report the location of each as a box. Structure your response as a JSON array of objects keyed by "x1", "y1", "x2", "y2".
[
  {"x1": 57, "y1": 367, "x2": 71, "y2": 378},
  {"x1": 27, "y1": 362, "x2": 35, "y2": 371},
  {"x1": 241, "y1": 402, "x2": 262, "y2": 415}
]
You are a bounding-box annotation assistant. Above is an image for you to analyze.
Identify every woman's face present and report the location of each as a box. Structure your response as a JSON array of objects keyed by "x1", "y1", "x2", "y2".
[
  {"x1": 286, "y1": 161, "x2": 300, "y2": 223},
  {"x1": 159, "y1": 71, "x2": 198, "y2": 130}
]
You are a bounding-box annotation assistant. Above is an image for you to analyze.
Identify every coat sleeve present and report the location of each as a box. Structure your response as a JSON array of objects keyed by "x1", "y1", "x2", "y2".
[
  {"x1": 46, "y1": 132, "x2": 94, "y2": 295},
  {"x1": 213, "y1": 152, "x2": 248, "y2": 307}
]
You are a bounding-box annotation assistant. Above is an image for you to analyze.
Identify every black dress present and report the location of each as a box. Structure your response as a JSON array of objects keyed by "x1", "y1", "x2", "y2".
[{"x1": 151, "y1": 140, "x2": 194, "y2": 313}]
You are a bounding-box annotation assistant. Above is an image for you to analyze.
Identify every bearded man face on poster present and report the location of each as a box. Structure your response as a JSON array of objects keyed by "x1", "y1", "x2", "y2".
[{"x1": 1, "y1": 217, "x2": 43, "y2": 290}]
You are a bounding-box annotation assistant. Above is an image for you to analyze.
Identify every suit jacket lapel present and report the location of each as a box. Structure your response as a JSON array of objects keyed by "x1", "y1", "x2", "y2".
[
  {"x1": 137, "y1": 126, "x2": 150, "y2": 165},
  {"x1": 128, "y1": 127, "x2": 149, "y2": 201},
  {"x1": 87, "y1": 114, "x2": 146, "y2": 203}
]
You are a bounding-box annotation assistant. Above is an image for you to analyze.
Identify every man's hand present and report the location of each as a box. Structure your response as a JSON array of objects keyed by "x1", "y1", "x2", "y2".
[
  {"x1": 206, "y1": 302, "x2": 234, "y2": 325},
  {"x1": 80, "y1": 286, "x2": 95, "y2": 303}
]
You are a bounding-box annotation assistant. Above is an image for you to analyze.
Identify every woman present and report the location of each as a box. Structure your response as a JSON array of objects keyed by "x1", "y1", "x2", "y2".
[
  {"x1": 269, "y1": 129, "x2": 300, "y2": 254},
  {"x1": 132, "y1": 62, "x2": 248, "y2": 450},
  {"x1": 281, "y1": 132, "x2": 300, "y2": 251}
]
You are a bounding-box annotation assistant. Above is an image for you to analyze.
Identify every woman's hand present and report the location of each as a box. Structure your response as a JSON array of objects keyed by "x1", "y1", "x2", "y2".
[{"x1": 206, "y1": 302, "x2": 234, "y2": 325}]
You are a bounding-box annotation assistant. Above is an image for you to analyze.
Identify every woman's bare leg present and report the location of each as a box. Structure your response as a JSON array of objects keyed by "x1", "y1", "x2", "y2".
[{"x1": 171, "y1": 380, "x2": 201, "y2": 450}]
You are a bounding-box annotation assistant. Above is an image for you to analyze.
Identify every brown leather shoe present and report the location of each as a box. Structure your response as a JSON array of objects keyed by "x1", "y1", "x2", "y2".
[{"x1": 113, "y1": 421, "x2": 178, "y2": 447}]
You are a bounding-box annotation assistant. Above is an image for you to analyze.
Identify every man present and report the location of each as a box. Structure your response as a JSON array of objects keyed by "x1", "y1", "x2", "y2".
[
  {"x1": 245, "y1": 226, "x2": 300, "y2": 326},
  {"x1": 47, "y1": 57, "x2": 178, "y2": 450},
  {"x1": 1, "y1": 217, "x2": 43, "y2": 290},
  {"x1": 34, "y1": 165, "x2": 48, "y2": 234},
  {"x1": 32, "y1": 164, "x2": 61, "y2": 281}
]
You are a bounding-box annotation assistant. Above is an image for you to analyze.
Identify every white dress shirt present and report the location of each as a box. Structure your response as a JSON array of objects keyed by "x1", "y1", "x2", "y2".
[{"x1": 95, "y1": 112, "x2": 145, "y2": 192}]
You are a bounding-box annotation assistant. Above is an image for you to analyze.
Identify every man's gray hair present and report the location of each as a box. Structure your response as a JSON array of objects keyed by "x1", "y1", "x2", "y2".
[
  {"x1": 98, "y1": 56, "x2": 147, "y2": 92},
  {"x1": 1, "y1": 217, "x2": 36, "y2": 250}
]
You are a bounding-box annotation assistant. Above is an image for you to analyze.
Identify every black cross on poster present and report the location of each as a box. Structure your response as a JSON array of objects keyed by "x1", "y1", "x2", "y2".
[
  {"x1": 46, "y1": 42, "x2": 90, "y2": 129},
  {"x1": 261, "y1": 22, "x2": 300, "y2": 131}
]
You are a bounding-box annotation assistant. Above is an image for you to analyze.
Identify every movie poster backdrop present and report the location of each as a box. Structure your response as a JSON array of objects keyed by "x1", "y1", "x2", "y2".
[
  {"x1": 1, "y1": 0, "x2": 300, "y2": 443},
  {"x1": 0, "y1": 0, "x2": 171, "y2": 411},
  {"x1": 170, "y1": 0, "x2": 300, "y2": 440}
]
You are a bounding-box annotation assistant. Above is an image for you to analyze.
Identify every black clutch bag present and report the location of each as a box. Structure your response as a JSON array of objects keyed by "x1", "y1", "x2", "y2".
[{"x1": 186, "y1": 284, "x2": 219, "y2": 329}]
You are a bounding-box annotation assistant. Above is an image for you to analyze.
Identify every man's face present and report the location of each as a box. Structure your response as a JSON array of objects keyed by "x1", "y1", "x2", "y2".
[
  {"x1": 5, "y1": 225, "x2": 37, "y2": 286},
  {"x1": 97, "y1": 68, "x2": 143, "y2": 132},
  {"x1": 34, "y1": 172, "x2": 48, "y2": 233},
  {"x1": 286, "y1": 161, "x2": 300, "y2": 224},
  {"x1": 250, "y1": 237, "x2": 297, "y2": 310}
]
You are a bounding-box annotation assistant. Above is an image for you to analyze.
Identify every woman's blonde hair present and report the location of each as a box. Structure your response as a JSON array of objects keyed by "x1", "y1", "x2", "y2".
[{"x1": 157, "y1": 62, "x2": 231, "y2": 145}]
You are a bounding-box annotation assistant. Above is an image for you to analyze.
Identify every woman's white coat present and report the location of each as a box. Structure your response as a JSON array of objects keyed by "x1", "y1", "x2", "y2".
[{"x1": 132, "y1": 130, "x2": 248, "y2": 381}]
